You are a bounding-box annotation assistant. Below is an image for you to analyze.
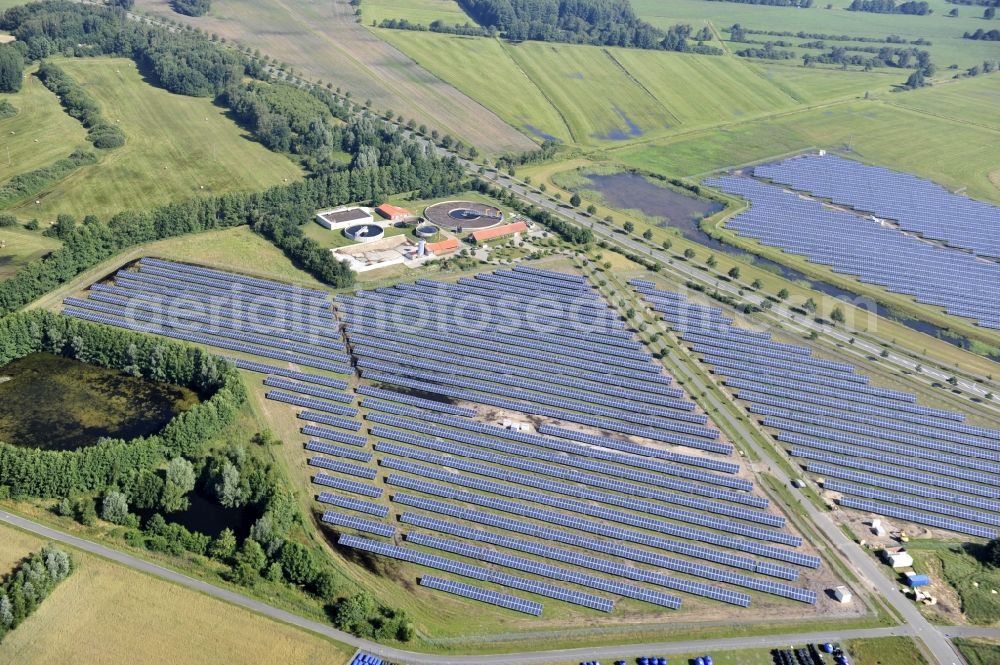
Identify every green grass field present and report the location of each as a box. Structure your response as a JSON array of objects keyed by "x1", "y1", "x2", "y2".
[
  {"x1": 0, "y1": 226, "x2": 61, "y2": 281},
  {"x1": 614, "y1": 99, "x2": 1000, "y2": 203},
  {"x1": 889, "y1": 74, "x2": 1000, "y2": 131},
  {"x1": 133, "y1": 0, "x2": 536, "y2": 155},
  {"x1": 908, "y1": 543, "x2": 1000, "y2": 626},
  {"x1": 0, "y1": 523, "x2": 352, "y2": 665},
  {"x1": 632, "y1": 0, "x2": 999, "y2": 70},
  {"x1": 0, "y1": 66, "x2": 89, "y2": 186},
  {"x1": 375, "y1": 30, "x2": 575, "y2": 143},
  {"x1": 375, "y1": 30, "x2": 889, "y2": 145},
  {"x1": 5, "y1": 57, "x2": 302, "y2": 222},
  {"x1": 362, "y1": 0, "x2": 470, "y2": 25},
  {"x1": 955, "y1": 638, "x2": 1000, "y2": 665}
]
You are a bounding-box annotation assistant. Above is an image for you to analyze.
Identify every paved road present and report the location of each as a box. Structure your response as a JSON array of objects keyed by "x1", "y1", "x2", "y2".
[
  {"x1": 9, "y1": 510, "x2": 998, "y2": 664},
  {"x1": 0, "y1": 510, "x2": 934, "y2": 665}
]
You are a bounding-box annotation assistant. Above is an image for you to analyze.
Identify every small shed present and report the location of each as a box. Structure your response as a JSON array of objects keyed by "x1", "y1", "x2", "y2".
[
  {"x1": 905, "y1": 572, "x2": 930, "y2": 587},
  {"x1": 886, "y1": 550, "x2": 914, "y2": 569},
  {"x1": 833, "y1": 586, "x2": 853, "y2": 604}
]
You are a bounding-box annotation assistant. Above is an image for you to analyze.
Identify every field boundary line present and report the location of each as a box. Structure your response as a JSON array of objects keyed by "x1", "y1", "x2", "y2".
[
  {"x1": 498, "y1": 40, "x2": 578, "y2": 144},
  {"x1": 601, "y1": 48, "x2": 682, "y2": 127},
  {"x1": 882, "y1": 99, "x2": 1000, "y2": 135}
]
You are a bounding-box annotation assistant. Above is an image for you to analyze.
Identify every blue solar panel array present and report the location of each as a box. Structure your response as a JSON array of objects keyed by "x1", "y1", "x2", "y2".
[
  {"x1": 401, "y1": 513, "x2": 813, "y2": 603},
  {"x1": 318, "y1": 492, "x2": 388, "y2": 518},
  {"x1": 392, "y1": 492, "x2": 805, "y2": 580},
  {"x1": 314, "y1": 473, "x2": 383, "y2": 498},
  {"x1": 305, "y1": 440, "x2": 373, "y2": 463},
  {"x1": 752, "y1": 154, "x2": 1000, "y2": 260},
  {"x1": 266, "y1": 391, "x2": 359, "y2": 417},
  {"x1": 301, "y1": 425, "x2": 368, "y2": 447},
  {"x1": 705, "y1": 174, "x2": 1000, "y2": 330},
  {"x1": 356, "y1": 386, "x2": 477, "y2": 417},
  {"x1": 375, "y1": 446, "x2": 786, "y2": 538},
  {"x1": 418, "y1": 575, "x2": 543, "y2": 616},
  {"x1": 322, "y1": 511, "x2": 396, "y2": 537},
  {"x1": 264, "y1": 377, "x2": 355, "y2": 403},
  {"x1": 404, "y1": 531, "x2": 684, "y2": 609},
  {"x1": 634, "y1": 283, "x2": 1000, "y2": 539},
  {"x1": 338, "y1": 534, "x2": 615, "y2": 612},
  {"x1": 386, "y1": 474, "x2": 817, "y2": 568}
]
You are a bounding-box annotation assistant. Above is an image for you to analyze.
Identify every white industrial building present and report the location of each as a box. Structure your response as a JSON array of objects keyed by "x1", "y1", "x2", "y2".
[{"x1": 316, "y1": 207, "x2": 374, "y2": 230}]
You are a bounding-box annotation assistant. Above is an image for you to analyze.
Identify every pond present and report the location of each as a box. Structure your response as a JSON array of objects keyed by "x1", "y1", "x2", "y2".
[
  {"x1": 141, "y1": 489, "x2": 260, "y2": 540},
  {"x1": 0, "y1": 352, "x2": 200, "y2": 451},
  {"x1": 585, "y1": 172, "x2": 723, "y2": 233},
  {"x1": 585, "y1": 172, "x2": 968, "y2": 349}
]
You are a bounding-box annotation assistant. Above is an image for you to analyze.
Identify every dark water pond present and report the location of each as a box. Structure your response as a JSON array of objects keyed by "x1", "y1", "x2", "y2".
[
  {"x1": 141, "y1": 489, "x2": 259, "y2": 540},
  {"x1": 0, "y1": 352, "x2": 200, "y2": 451},
  {"x1": 584, "y1": 173, "x2": 969, "y2": 347}
]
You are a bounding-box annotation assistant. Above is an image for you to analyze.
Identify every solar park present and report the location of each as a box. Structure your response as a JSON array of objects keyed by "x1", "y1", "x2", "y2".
[
  {"x1": 705, "y1": 155, "x2": 1000, "y2": 331},
  {"x1": 59, "y1": 259, "x2": 835, "y2": 621},
  {"x1": 631, "y1": 280, "x2": 1000, "y2": 542}
]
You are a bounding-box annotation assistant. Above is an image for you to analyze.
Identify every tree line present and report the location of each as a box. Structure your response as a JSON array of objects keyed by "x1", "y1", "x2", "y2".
[
  {"x1": 963, "y1": 28, "x2": 1000, "y2": 40},
  {"x1": 0, "y1": 545, "x2": 73, "y2": 643},
  {"x1": 0, "y1": 310, "x2": 245, "y2": 498},
  {"x1": 0, "y1": 150, "x2": 97, "y2": 208},
  {"x1": 0, "y1": 43, "x2": 22, "y2": 92},
  {"x1": 1, "y1": 1, "x2": 245, "y2": 97},
  {"x1": 172, "y1": 0, "x2": 211, "y2": 17},
  {"x1": 36, "y1": 62, "x2": 126, "y2": 149},
  {"x1": 0, "y1": 1, "x2": 469, "y2": 301},
  {"x1": 448, "y1": 0, "x2": 720, "y2": 52},
  {"x1": 804, "y1": 46, "x2": 933, "y2": 70},
  {"x1": 730, "y1": 25, "x2": 932, "y2": 45},
  {"x1": 847, "y1": 0, "x2": 932, "y2": 14},
  {"x1": 709, "y1": 0, "x2": 813, "y2": 7}
]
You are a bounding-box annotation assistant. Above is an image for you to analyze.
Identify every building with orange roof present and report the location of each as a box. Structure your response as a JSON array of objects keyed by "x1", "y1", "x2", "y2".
[
  {"x1": 376, "y1": 203, "x2": 412, "y2": 222},
  {"x1": 471, "y1": 221, "x2": 528, "y2": 244},
  {"x1": 424, "y1": 238, "x2": 460, "y2": 255}
]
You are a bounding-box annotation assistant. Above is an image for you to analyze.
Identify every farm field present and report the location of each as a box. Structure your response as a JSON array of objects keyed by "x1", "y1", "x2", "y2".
[
  {"x1": 361, "y1": 0, "x2": 470, "y2": 25},
  {"x1": 131, "y1": 0, "x2": 536, "y2": 155},
  {"x1": 374, "y1": 30, "x2": 573, "y2": 143},
  {"x1": 889, "y1": 74, "x2": 1000, "y2": 131},
  {"x1": 0, "y1": 67, "x2": 88, "y2": 189},
  {"x1": 4, "y1": 58, "x2": 302, "y2": 222},
  {"x1": 613, "y1": 100, "x2": 1000, "y2": 203},
  {"x1": 0, "y1": 523, "x2": 352, "y2": 665},
  {"x1": 375, "y1": 30, "x2": 889, "y2": 145},
  {"x1": 0, "y1": 226, "x2": 60, "y2": 281},
  {"x1": 632, "y1": 0, "x2": 999, "y2": 70}
]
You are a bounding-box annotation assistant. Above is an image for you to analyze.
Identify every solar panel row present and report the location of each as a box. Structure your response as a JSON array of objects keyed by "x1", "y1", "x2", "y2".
[
  {"x1": 392, "y1": 493, "x2": 801, "y2": 580},
  {"x1": 418, "y1": 575, "x2": 543, "y2": 616},
  {"x1": 338, "y1": 534, "x2": 615, "y2": 612}
]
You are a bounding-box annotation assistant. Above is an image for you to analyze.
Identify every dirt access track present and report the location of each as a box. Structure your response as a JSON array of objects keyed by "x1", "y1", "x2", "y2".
[{"x1": 134, "y1": 0, "x2": 537, "y2": 155}]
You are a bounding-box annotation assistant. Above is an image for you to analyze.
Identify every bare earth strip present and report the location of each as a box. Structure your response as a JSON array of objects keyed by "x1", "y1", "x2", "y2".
[{"x1": 133, "y1": 0, "x2": 536, "y2": 155}]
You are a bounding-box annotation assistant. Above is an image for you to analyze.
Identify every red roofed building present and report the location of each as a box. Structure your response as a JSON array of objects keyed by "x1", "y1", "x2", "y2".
[
  {"x1": 376, "y1": 204, "x2": 412, "y2": 222},
  {"x1": 424, "y1": 238, "x2": 460, "y2": 255},
  {"x1": 471, "y1": 221, "x2": 528, "y2": 244}
]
